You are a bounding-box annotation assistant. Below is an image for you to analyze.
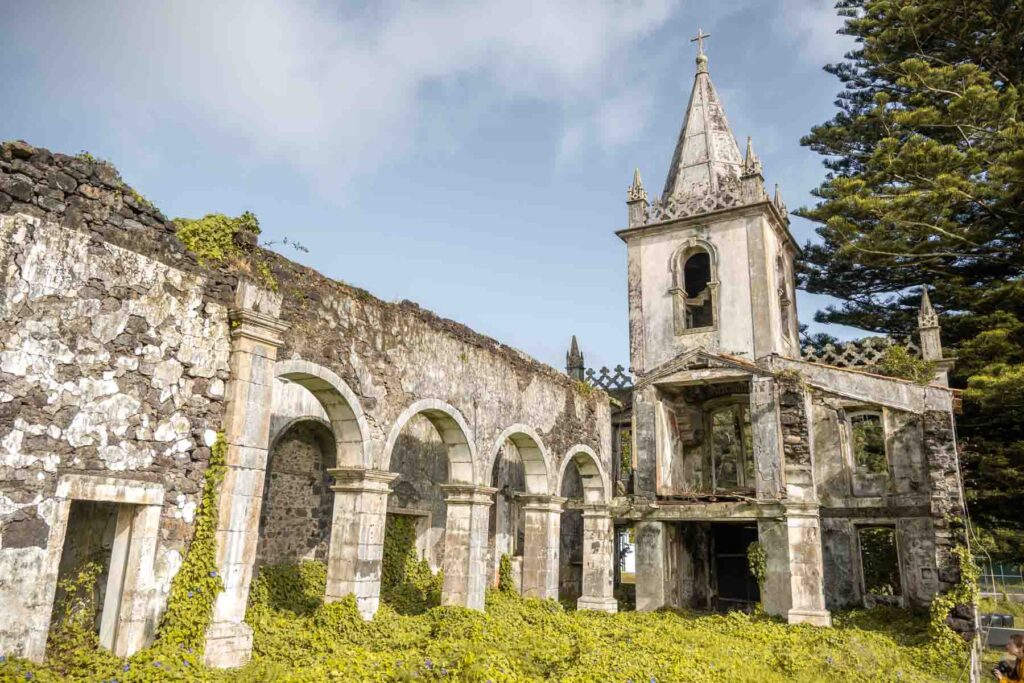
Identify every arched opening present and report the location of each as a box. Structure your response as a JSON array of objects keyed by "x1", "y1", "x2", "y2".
[
  {"x1": 380, "y1": 401, "x2": 478, "y2": 613},
  {"x1": 486, "y1": 427, "x2": 552, "y2": 591},
  {"x1": 256, "y1": 361, "x2": 369, "y2": 570},
  {"x1": 257, "y1": 418, "x2": 336, "y2": 565},
  {"x1": 557, "y1": 448, "x2": 608, "y2": 604},
  {"x1": 671, "y1": 244, "x2": 717, "y2": 333},
  {"x1": 489, "y1": 442, "x2": 525, "y2": 589}
]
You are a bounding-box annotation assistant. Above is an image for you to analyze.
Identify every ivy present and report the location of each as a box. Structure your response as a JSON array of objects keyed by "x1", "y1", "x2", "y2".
[
  {"x1": 175, "y1": 211, "x2": 278, "y2": 290},
  {"x1": 153, "y1": 432, "x2": 227, "y2": 655},
  {"x1": 380, "y1": 514, "x2": 443, "y2": 615},
  {"x1": 927, "y1": 546, "x2": 980, "y2": 655},
  {"x1": 497, "y1": 554, "x2": 515, "y2": 594},
  {"x1": 747, "y1": 541, "x2": 767, "y2": 593}
]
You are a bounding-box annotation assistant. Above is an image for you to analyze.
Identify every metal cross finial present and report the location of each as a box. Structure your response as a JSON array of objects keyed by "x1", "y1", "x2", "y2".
[{"x1": 690, "y1": 28, "x2": 711, "y2": 56}]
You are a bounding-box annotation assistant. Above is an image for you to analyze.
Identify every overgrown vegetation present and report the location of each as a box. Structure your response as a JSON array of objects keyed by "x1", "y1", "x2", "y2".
[
  {"x1": 6, "y1": 555, "x2": 976, "y2": 682},
  {"x1": 873, "y1": 345, "x2": 937, "y2": 385},
  {"x1": 4, "y1": 435, "x2": 228, "y2": 680},
  {"x1": 175, "y1": 211, "x2": 278, "y2": 290},
  {"x1": 380, "y1": 514, "x2": 443, "y2": 615},
  {"x1": 796, "y1": 0, "x2": 1024, "y2": 560},
  {"x1": 498, "y1": 554, "x2": 515, "y2": 594}
]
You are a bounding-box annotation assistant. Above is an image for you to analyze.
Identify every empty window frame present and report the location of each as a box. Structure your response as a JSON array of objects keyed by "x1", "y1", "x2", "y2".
[
  {"x1": 858, "y1": 526, "x2": 902, "y2": 597},
  {"x1": 671, "y1": 246, "x2": 717, "y2": 333},
  {"x1": 707, "y1": 403, "x2": 754, "y2": 492},
  {"x1": 849, "y1": 411, "x2": 888, "y2": 476}
]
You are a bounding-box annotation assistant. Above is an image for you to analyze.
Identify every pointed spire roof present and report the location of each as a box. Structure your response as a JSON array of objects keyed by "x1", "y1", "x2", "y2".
[
  {"x1": 918, "y1": 287, "x2": 939, "y2": 327},
  {"x1": 628, "y1": 168, "x2": 648, "y2": 203},
  {"x1": 743, "y1": 136, "x2": 762, "y2": 176},
  {"x1": 566, "y1": 335, "x2": 585, "y2": 381},
  {"x1": 662, "y1": 33, "x2": 744, "y2": 201}
]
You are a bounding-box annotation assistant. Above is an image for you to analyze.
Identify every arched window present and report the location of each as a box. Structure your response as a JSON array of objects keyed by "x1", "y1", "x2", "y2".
[{"x1": 671, "y1": 243, "x2": 718, "y2": 334}]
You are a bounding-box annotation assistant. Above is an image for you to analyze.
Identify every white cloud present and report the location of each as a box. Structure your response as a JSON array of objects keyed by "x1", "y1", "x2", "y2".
[
  {"x1": 774, "y1": 0, "x2": 853, "y2": 65},
  {"x1": 5, "y1": 0, "x2": 679, "y2": 196}
]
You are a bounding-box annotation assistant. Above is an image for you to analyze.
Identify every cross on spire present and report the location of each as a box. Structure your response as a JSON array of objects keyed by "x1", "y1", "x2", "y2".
[{"x1": 690, "y1": 28, "x2": 711, "y2": 56}]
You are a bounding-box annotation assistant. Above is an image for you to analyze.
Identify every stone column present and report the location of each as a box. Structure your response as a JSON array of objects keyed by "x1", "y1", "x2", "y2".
[
  {"x1": 324, "y1": 467, "x2": 398, "y2": 619},
  {"x1": 635, "y1": 519, "x2": 667, "y2": 611},
  {"x1": 519, "y1": 494, "x2": 564, "y2": 600},
  {"x1": 577, "y1": 505, "x2": 618, "y2": 612},
  {"x1": 204, "y1": 285, "x2": 287, "y2": 668},
  {"x1": 759, "y1": 504, "x2": 831, "y2": 626},
  {"x1": 440, "y1": 484, "x2": 496, "y2": 610}
]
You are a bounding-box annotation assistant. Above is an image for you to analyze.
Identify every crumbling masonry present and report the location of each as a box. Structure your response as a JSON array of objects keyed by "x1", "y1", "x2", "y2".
[{"x1": 0, "y1": 40, "x2": 968, "y2": 669}]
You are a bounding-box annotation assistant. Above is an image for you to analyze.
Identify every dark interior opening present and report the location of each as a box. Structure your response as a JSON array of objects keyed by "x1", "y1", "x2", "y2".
[
  {"x1": 711, "y1": 523, "x2": 760, "y2": 612},
  {"x1": 683, "y1": 252, "x2": 711, "y2": 297},
  {"x1": 859, "y1": 526, "x2": 901, "y2": 598},
  {"x1": 51, "y1": 500, "x2": 119, "y2": 638}
]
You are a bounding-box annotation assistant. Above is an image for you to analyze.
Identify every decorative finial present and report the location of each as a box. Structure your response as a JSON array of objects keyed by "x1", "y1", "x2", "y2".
[
  {"x1": 566, "y1": 335, "x2": 585, "y2": 381},
  {"x1": 774, "y1": 183, "x2": 782, "y2": 206},
  {"x1": 627, "y1": 168, "x2": 648, "y2": 203},
  {"x1": 743, "y1": 137, "x2": 762, "y2": 176},
  {"x1": 918, "y1": 287, "x2": 938, "y2": 328},
  {"x1": 691, "y1": 28, "x2": 711, "y2": 73}
]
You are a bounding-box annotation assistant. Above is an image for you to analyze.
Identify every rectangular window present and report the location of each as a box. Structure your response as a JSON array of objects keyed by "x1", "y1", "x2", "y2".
[
  {"x1": 709, "y1": 404, "x2": 753, "y2": 492},
  {"x1": 858, "y1": 526, "x2": 901, "y2": 597},
  {"x1": 850, "y1": 412, "x2": 887, "y2": 475}
]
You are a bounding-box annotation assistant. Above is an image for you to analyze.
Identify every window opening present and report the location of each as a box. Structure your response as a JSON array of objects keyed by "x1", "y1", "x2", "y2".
[
  {"x1": 709, "y1": 403, "x2": 753, "y2": 491},
  {"x1": 850, "y1": 412, "x2": 887, "y2": 475},
  {"x1": 858, "y1": 526, "x2": 901, "y2": 597},
  {"x1": 681, "y1": 251, "x2": 714, "y2": 329}
]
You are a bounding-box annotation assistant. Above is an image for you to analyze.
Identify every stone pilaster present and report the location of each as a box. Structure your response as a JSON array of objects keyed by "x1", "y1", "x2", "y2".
[
  {"x1": 634, "y1": 520, "x2": 667, "y2": 611},
  {"x1": 440, "y1": 484, "x2": 496, "y2": 610},
  {"x1": 577, "y1": 505, "x2": 617, "y2": 612},
  {"x1": 324, "y1": 467, "x2": 398, "y2": 618},
  {"x1": 204, "y1": 284, "x2": 287, "y2": 669},
  {"x1": 759, "y1": 505, "x2": 831, "y2": 626},
  {"x1": 519, "y1": 494, "x2": 564, "y2": 600}
]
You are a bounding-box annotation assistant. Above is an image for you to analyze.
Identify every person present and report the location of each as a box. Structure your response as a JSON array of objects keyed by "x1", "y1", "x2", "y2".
[{"x1": 994, "y1": 634, "x2": 1024, "y2": 681}]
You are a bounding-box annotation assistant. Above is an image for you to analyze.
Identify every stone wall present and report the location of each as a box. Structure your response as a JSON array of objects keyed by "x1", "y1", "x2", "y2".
[
  {"x1": 257, "y1": 420, "x2": 336, "y2": 565},
  {"x1": 0, "y1": 207, "x2": 230, "y2": 656},
  {"x1": 0, "y1": 140, "x2": 613, "y2": 661}
]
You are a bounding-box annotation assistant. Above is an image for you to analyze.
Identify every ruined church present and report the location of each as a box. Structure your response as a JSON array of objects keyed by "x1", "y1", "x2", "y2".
[{"x1": 0, "y1": 39, "x2": 967, "y2": 668}]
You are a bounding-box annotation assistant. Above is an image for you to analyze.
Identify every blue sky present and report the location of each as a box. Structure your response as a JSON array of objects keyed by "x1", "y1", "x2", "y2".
[{"x1": 1, "y1": 0, "x2": 865, "y2": 373}]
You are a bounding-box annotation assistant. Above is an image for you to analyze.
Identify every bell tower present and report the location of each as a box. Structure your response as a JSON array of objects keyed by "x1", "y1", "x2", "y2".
[{"x1": 618, "y1": 32, "x2": 800, "y2": 374}]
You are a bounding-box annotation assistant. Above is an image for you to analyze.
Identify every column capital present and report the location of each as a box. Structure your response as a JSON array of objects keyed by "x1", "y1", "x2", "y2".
[
  {"x1": 440, "y1": 483, "x2": 498, "y2": 505},
  {"x1": 579, "y1": 503, "x2": 612, "y2": 518},
  {"x1": 328, "y1": 467, "x2": 398, "y2": 494},
  {"x1": 781, "y1": 501, "x2": 821, "y2": 518},
  {"x1": 227, "y1": 308, "x2": 289, "y2": 347},
  {"x1": 516, "y1": 493, "x2": 566, "y2": 512}
]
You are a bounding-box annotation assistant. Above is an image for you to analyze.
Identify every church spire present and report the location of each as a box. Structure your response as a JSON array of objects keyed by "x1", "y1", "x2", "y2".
[
  {"x1": 662, "y1": 29, "x2": 744, "y2": 201},
  {"x1": 566, "y1": 335, "x2": 585, "y2": 381}
]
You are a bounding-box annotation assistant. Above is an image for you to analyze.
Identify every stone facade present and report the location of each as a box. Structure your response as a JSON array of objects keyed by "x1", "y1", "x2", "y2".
[
  {"x1": 611, "y1": 43, "x2": 969, "y2": 633},
  {"x1": 0, "y1": 141, "x2": 613, "y2": 666}
]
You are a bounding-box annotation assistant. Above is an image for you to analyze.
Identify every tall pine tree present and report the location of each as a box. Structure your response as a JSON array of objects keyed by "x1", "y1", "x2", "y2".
[{"x1": 799, "y1": 0, "x2": 1024, "y2": 559}]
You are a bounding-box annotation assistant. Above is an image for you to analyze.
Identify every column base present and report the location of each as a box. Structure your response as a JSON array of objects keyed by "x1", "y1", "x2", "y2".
[
  {"x1": 787, "y1": 608, "x2": 832, "y2": 627},
  {"x1": 203, "y1": 621, "x2": 253, "y2": 668},
  {"x1": 577, "y1": 596, "x2": 618, "y2": 613}
]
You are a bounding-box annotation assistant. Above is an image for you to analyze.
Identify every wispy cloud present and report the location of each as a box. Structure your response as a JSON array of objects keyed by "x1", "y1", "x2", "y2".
[
  {"x1": 774, "y1": 0, "x2": 852, "y2": 65},
  {"x1": 3, "y1": 0, "x2": 679, "y2": 196}
]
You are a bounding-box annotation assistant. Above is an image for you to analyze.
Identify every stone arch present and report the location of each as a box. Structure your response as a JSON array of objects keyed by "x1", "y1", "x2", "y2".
[
  {"x1": 668, "y1": 236, "x2": 720, "y2": 334},
  {"x1": 274, "y1": 359, "x2": 371, "y2": 468},
  {"x1": 382, "y1": 399, "x2": 477, "y2": 485},
  {"x1": 487, "y1": 424, "x2": 552, "y2": 495},
  {"x1": 557, "y1": 445, "x2": 610, "y2": 504}
]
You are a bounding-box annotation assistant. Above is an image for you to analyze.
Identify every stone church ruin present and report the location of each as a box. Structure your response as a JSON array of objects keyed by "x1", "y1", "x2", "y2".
[{"x1": 0, "y1": 40, "x2": 969, "y2": 668}]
